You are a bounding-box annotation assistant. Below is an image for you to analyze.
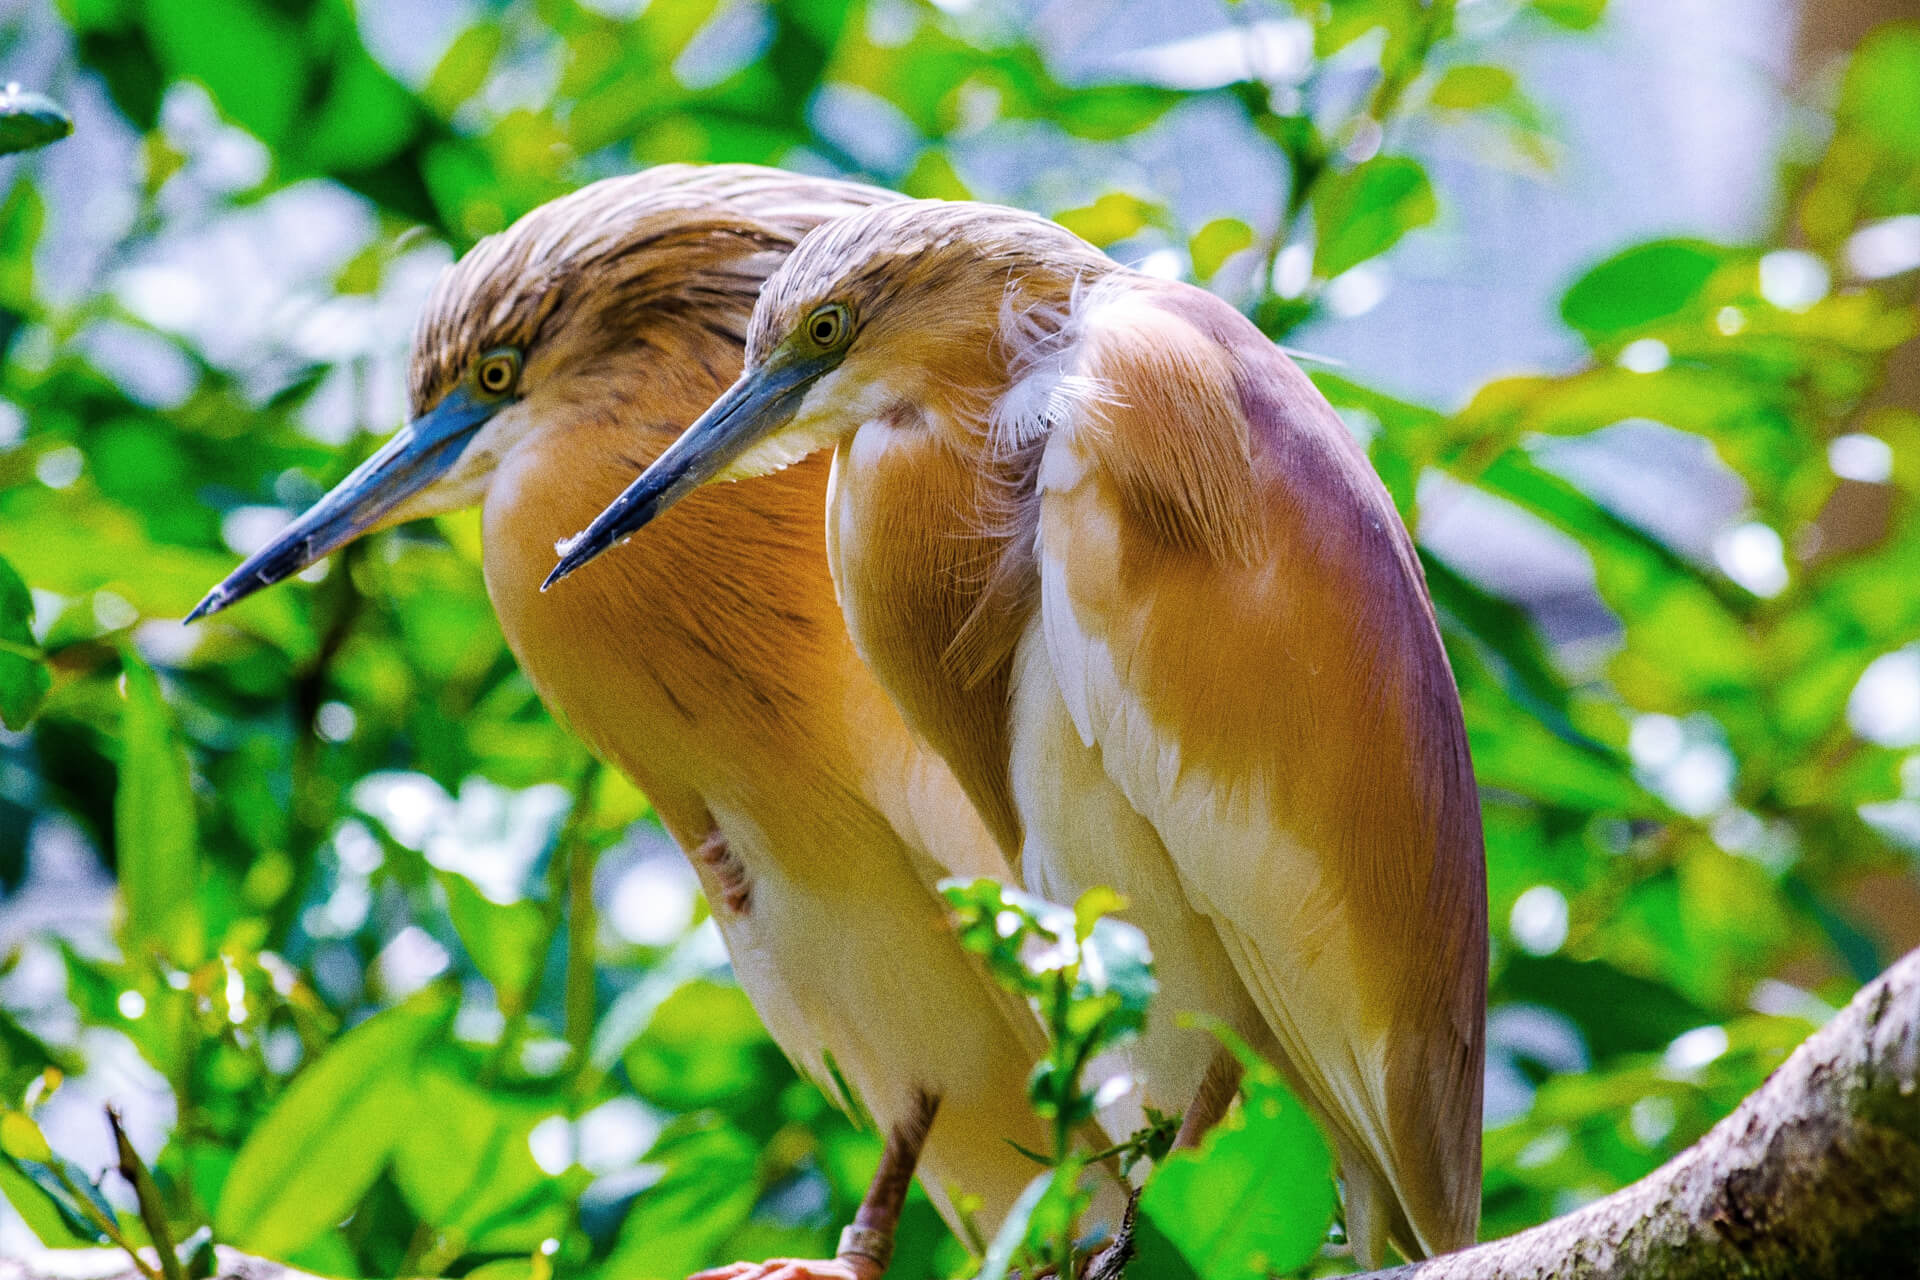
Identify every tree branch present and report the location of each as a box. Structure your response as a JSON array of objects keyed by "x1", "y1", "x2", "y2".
[
  {"x1": 1357, "y1": 944, "x2": 1920, "y2": 1280},
  {"x1": 5, "y1": 949, "x2": 1916, "y2": 1280}
]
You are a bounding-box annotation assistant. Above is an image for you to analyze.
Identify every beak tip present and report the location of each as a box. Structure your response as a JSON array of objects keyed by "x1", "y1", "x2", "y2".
[
  {"x1": 183, "y1": 590, "x2": 223, "y2": 625},
  {"x1": 542, "y1": 542, "x2": 590, "y2": 592}
]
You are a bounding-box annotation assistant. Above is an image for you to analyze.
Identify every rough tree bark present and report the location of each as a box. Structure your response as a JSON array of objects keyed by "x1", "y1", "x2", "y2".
[
  {"x1": 1352, "y1": 945, "x2": 1920, "y2": 1280},
  {"x1": 5, "y1": 948, "x2": 1918, "y2": 1280}
]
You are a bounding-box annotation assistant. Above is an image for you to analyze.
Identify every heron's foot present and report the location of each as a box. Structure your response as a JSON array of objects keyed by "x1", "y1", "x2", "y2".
[{"x1": 688, "y1": 1258, "x2": 880, "y2": 1280}]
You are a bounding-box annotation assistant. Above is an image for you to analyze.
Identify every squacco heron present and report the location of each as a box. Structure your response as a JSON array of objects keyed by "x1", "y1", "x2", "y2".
[
  {"x1": 550, "y1": 197, "x2": 1489, "y2": 1267},
  {"x1": 188, "y1": 170, "x2": 1127, "y2": 1279}
]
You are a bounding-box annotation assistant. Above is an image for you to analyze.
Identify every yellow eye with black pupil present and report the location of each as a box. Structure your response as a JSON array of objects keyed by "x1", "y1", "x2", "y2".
[
  {"x1": 806, "y1": 305, "x2": 846, "y2": 348},
  {"x1": 476, "y1": 355, "x2": 516, "y2": 395}
]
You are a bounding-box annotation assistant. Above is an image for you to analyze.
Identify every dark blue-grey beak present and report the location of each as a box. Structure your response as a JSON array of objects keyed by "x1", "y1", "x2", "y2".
[
  {"x1": 542, "y1": 352, "x2": 827, "y2": 591},
  {"x1": 186, "y1": 386, "x2": 503, "y2": 623}
]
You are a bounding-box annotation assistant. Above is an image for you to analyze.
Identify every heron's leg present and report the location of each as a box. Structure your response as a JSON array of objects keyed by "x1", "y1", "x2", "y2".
[
  {"x1": 687, "y1": 1091, "x2": 941, "y2": 1280},
  {"x1": 1173, "y1": 1043, "x2": 1243, "y2": 1150}
]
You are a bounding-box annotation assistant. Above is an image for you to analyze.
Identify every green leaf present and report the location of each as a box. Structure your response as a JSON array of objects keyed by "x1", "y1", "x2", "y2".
[
  {"x1": 1559, "y1": 239, "x2": 1726, "y2": 338},
  {"x1": 1055, "y1": 192, "x2": 1162, "y2": 249},
  {"x1": 1532, "y1": 0, "x2": 1608, "y2": 29},
  {"x1": 424, "y1": 23, "x2": 504, "y2": 118},
  {"x1": 624, "y1": 980, "x2": 785, "y2": 1113},
  {"x1": 0, "y1": 556, "x2": 49, "y2": 729},
  {"x1": 1431, "y1": 64, "x2": 1516, "y2": 111},
  {"x1": 215, "y1": 984, "x2": 456, "y2": 1255},
  {"x1": 0, "y1": 1111, "x2": 51, "y2": 1163},
  {"x1": 1139, "y1": 1070, "x2": 1334, "y2": 1278},
  {"x1": 1073, "y1": 885, "x2": 1127, "y2": 943},
  {"x1": 0, "y1": 87, "x2": 72, "y2": 155},
  {"x1": 1841, "y1": 24, "x2": 1920, "y2": 164},
  {"x1": 6, "y1": 1152, "x2": 118, "y2": 1244},
  {"x1": 142, "y1": 0, "x2": 305, "y2": 147},
  {"x1": 1074, "y1": 912, "x2": 1156, "y2": 1044},
  {"x1": 1189, "y1": 218, "x2": 1255, "y2": 281},
  {"x1": 1313, "y1": 155, "x2": 1437, "y2": 278},
  {"x1": 440, "y1": 871, "x2": 549, "y2": 1011},
  {"x1": 115, "y1": 655, "x2": 203, "y2": 960},
  {"x1": 392, "y1": 1063, "x2": 565, "y2": 1247},
  {"x1": 975, "y1": 1171, "x2": 1052, "y2": 1280},
  {"x1": 1049, "y1": 85, "x2": 1181, "y2": 142},
  {"x1": 0, "y1": 1154, "x2": 97, "y2": 1247},
  {"x1": 0, "y1": 178, "x2": 44, "y2": 309},
  {"x1": 601, "y1": 1120, "x2": 759, "y2": 1278}
]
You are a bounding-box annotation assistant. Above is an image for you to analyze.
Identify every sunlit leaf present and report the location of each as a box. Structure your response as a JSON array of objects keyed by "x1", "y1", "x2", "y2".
[
  {"x1": 1431, "y1": 64, "x2": 1516, "y2": 111},
  {"x1": 624, "y1": 980, "x2": 786, "y2": 1113},
  {"x1": 1055, "y1": 191, "x2": 1162, "y2": 248},
  {"x1": 0, "y1": 1111, "x2": 51, "y2": 1163},
  {"x1": 601, "y1": 1121, "x2": 759, "y2": 1279},
  {"x1": 1139, "y1": 1068, "x2": 1334, "y2": 1278},
  {"x1": 1314, "y1": 155, "x2": 1436, "y2": 278},
  {"x1": 392, "y1": 1061, "x2": 567, "y2": 1247},
  {"x1": 0, "y1": 556, "x2": 48, "y2": 729},
  {"x1": 1532, "y1": 0, "x2": 1609, "y2": 30},
  {"x1": 425, "y1": 23, "x2": 504, "y2": 118},
  {"x1": 215, "y1": 984, "x2": 457, "y2": 1255},
  {"x1": 441, "y1": 871, "x2": 549, "y2": 1011},
  {"x1": 0, "y1": 1155, "x2": 97, "y2": 1247},
  {"x1": 1189, "y1": 218, "x2": 1255, "y2": 281},
  {"x1": 1559, "y1": 239, "x2": 1726, "y2": 339},
  {"x1": 115, "y1": 655, "x2": 203, "y2": 961}
]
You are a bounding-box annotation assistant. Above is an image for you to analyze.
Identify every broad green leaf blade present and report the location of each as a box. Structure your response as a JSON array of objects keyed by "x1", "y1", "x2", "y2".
[
  {"x1": 0, "y1": 88, "x2": 72, "y2": 155},
  {"x1": 1190, "y1": 217, "x2": 1255, "y2": 281},
  {"x1": 1056, "y1": 192, "x2": 1162, "y2": 248},
  {"x1": 1313, "y1": 155, "x2": 1437, "y2": 278},
  {"x1": 601, "y1": 1121, "x2": 759, "y2": 1279},
  {"x1": 1559, "y1": 239, "x2": 1726, "y2": 339},
  {"x1": 215, "y1": 984, "x2": 457, "y2": 1255},
  {"x1": 423, "y1": 24, "x2": 504, "y2": 117},
  {"x1": 6, "y1": 1153, "x2": 117, "y2": 1244},
  {"x1": 0, "y1": 1111, "x2": 50, "y2": 1162},
  {"x1": 1431, "y1": 64, "x2": 1516, "y2": 111},
  {"x1": 115, "y1": 655, "x2": 202, "y2": 960},
  {"x1": 1139, "y1": 1073, "x2": 1335, "y2": 1278},
  {"x1": 624, "y1": 980, "x2": 785, "y2": 1113},
  {"x1": 440, "y1": 870, "x2": 549, "y2": 1010},
  {"x1": 0, "y1": 556, "x2": 49, "y2": 729},
  {"x1": 1532, "y1": 0, "x2": 1608, "y2": 30},
  {"x1": 391, "y1": 1062, "x2": 566, "y2": 1248},
  {"x1": 0, "y1": 1154, "x2": 99, "y2": 1246}
]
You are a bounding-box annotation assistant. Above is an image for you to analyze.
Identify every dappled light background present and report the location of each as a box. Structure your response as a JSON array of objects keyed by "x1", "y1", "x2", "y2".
[{"x1": 0, "y1": 0, "x2": 1917, "y2": 1275}]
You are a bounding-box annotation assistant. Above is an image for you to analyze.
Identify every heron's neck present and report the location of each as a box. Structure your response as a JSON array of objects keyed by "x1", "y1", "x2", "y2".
[
  {"x1": 479, "y1": 387, "x2": 866, "y2": 844},
  {"x1": 822, "y1": 386, "x2": 1041, "y2": 860}
]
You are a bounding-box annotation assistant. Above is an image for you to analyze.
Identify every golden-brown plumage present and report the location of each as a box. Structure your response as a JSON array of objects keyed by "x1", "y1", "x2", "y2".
[
  {"x1": 557, "y1": 197, "x2": 1489, "y2": 1266},
  {"x1": 193, "y1": 171, "x2": 1131, "y2": 1272}
]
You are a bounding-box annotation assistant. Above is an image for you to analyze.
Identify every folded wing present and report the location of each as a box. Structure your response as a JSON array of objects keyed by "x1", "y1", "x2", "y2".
[{"x1": 1030, "y1": 277, "x2": 1486, "y2": 1260}]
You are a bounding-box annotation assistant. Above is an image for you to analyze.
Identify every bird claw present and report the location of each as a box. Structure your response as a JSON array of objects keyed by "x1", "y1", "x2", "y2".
[{"x1": 687, "y1": 1258, "x2": 880, "y2": 1280}]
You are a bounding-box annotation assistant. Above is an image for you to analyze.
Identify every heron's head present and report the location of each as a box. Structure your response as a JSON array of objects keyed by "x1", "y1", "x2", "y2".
[
  {"x1": 188, "y1": 165, "x2": 887, "y2": 622},
  {"x1": 544, "y1": 198, "x2": 1113, "y2": 589}
]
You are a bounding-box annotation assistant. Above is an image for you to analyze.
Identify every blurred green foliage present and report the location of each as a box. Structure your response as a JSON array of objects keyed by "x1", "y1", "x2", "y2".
[{"x1": 0, "y1": 1, "x2": 1916, "y2": 1278}]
